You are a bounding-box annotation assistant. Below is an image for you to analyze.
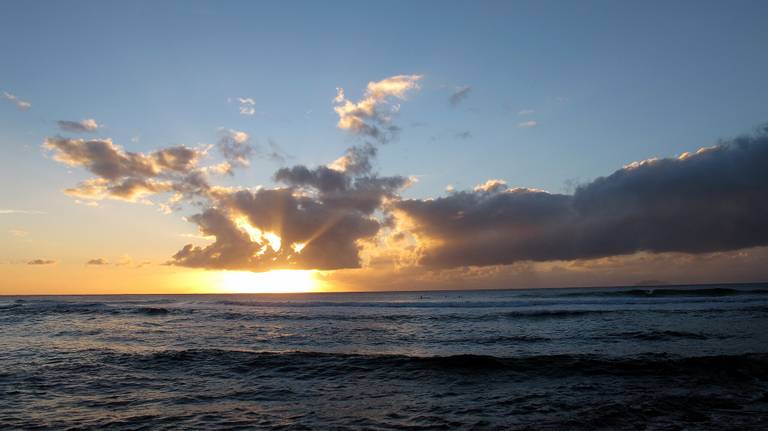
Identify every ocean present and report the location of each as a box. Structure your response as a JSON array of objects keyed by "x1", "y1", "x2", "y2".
[{"x1": 1, "y1": 284, "x2": 768, "y2": 430}]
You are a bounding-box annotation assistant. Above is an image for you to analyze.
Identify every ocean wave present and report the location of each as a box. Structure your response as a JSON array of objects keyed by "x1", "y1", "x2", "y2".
[
  {"x1": 602, "y1": 330, "x2": 713, "y2": 341},
  {"x1": 7, "y1": 348, "x2": 768, "y2": 430},
  {"x1": 100, "y1": 349, "x2": 768, "y2": 381},
  {"x1": 561, "y1": 287, "x2": 768, "y2": 298},
  {"x1": 0, "y1": 301, "x2": 191, "y2": 317},
  {"x1": 440, "y1": 335, "x2": 550, "y2": 344},
  {"x1": 4, "y1": 302, "x2": 766, "y2": 324}
]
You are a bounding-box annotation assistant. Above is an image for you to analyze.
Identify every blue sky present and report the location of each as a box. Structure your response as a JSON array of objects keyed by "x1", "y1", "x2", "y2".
[
  {"x1": 2, "y1": 1, "x2": 768, "y2": 293},
  {"x1": 4, "y1": 1, "x2": 767, "y2": 194}
]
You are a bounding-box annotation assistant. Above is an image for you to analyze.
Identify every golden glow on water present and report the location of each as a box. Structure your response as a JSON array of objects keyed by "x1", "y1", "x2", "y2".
[{"x1": 215, "y1": 270, "x2": 321, "y2": 293}]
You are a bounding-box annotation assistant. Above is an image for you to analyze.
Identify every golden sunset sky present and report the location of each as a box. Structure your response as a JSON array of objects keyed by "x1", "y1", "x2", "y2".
[{"x1": 3, "y1": 2, "x2": 768, "y2": 294}]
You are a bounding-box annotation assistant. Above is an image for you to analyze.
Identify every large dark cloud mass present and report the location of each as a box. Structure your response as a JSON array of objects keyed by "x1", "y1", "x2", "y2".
[
  {"x1": 171, "y1": 152, "x2": 409, "y2": 271},
  {"x1": 397, "y1": 128, "x2": 768, "y2": 268},
  {"x1": 172, "y1": 189, "x2": 380, "y2": 271}
]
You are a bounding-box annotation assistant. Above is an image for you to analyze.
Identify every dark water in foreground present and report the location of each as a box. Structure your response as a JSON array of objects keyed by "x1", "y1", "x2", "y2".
[{"x1": 2, "y1": 284, "x2": 768, "y2": 430}]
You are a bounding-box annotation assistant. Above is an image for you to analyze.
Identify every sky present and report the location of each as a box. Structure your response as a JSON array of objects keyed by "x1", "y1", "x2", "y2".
[{"x1": 2, "y1": 0, "x2": 768, "y2": 294}]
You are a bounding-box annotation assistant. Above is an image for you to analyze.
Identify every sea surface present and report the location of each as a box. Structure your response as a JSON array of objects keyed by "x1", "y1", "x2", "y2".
[{"x1": 2, "y1": 284, "x2": 768, "y2": 430}]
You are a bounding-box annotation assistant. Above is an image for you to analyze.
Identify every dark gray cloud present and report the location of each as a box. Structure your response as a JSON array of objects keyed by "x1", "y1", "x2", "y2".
[
  {"x1": 216, "y1": 131, "x2": 293, "y2": 172},
  {"x1": 172, "y1": 122, "x2": 408, "y2": 272},
  {"x1": 454, "y1": 130, "x2": 472, "y2": 140},
  {"x1": 274, "y1": 165, "x2": 349, "y2": 193},
  {"x1": 43, "y1": 137, "x2": 210, "y2": 202},
  {"x1": 153, "y1": 146, "x2": 202, "y2": 172},
  {"x1": 326, "y1": 143, "x2": 377, "y2": 175},
  {"x1": 44, "y1": 137, "x2": 157, "y2": 181},
  {"x1": 449, "y1": 86, "x2": 471, "y2": 107},
  {"x1": 398, "y1": 127, "x2": 768, "y2": 268},
  {"x1": 217, "y1": 129, "x2": 253, "y2": 169},
  {"x1": 27, "y1": 259, "x2": 55, "y2": 265},
  {"x1": 278, "y1": 170, "x2": 408, "y2": 213},
  {"x1": 171, "y1": 161, "x2": 410, "y2": 271},
  {"x1": 171, "y1": 187, "x2": 384, "y2": 271},
  {"x1": 86, "y1": 258, "x2": 109, "y2": 265},
  {"x1": 264, "y1": 139, "x2": 291, "y2": 165}
]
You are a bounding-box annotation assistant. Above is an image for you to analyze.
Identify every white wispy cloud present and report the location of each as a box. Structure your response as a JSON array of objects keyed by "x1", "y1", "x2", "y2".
[
  {"x1": 517, "y1": 120, "x2": 538, "y2": 128},
  {"x1": 237, "y1": 97, "x2": 256, "y2": 115},
  {"x1": 2, "y1": 91, "x2": 31, "y2": 111},
  {"x1": 0, "y1": 209, "x2": 45, "y2": 215},
  {"x1": 334, "y1": 74, "x2": 422, "y2": 141}
]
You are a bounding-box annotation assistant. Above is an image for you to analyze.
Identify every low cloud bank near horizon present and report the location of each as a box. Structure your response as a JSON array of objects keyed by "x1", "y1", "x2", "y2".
[
  {"x1": 27, "y1": 259, "x2": 55, "y2": 265},
  {"x1": 398, "y1": 126, "x2": 768, "y2": 268}
]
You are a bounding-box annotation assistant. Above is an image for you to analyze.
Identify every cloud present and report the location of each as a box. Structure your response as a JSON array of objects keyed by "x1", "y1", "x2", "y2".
[
  {"x1": 264, "y1": 139, "x2": 291, "y2": 165},
  {"x1": 43, "y1": 137, "x2": 209, "y2": 202},
  {"x1": 449, "y1": 86, "x2": 471, "y2": 107},
  {"x1": 326, "y1": 143, "x2": 377, "y2": 175},
  {"x1": 454, "y1": 130, "x2": 472, "y2": 140},
  {"x1": 86, "y1": 258, "x2": 109, "y2": 265},
  {"x1": 42, "y1": 71, "x2": 768, "y2": 280},
  {"x1": 57, "y1": 119, "x2": 102, "y2": 133},
  {"x1": 214, "y1": 130, "x2": 292, "y2": 173},
  {"x1": 44, "y1": 137, "x2": 195, "y2": 180},
  {"x1": 396, "y1": 126, "x2": 768, "y2": 268},
  {"x1": 171, "y1": 160, "x2": 410, "y2": 271},
  {"x1": 171, "y1": 190, "x2": 381, "y2": 271},
  {"x1": 0, "y1": 209, "x2": 45, "y2": 215},
  {"x1": 169, "y1": 76, "x2": 423, "y2": 273},
  {"x1": 473, "y1": 179, "x2": 509, "y2": 193},
  {"x1": 517, "y1": 120, "x2": 538, "y2": 128},
  {"x1": 2, "y1": 91, "x2": 31, "y2": 111},
  {"x1": 27, "y1": 259, "x2": 55, "y2": 265},
  {"x1": 217, "y1": 129, "x2": 253, "y2": 169},
  {"x1": 238, "y1": 97, "x2": 256, "y2": 116},
  {"x1": 9, "y1": 229, "x2": 28, "y2": 237},
  {"x1": 334, "y1": 74, "x2": 422, "y2": 142},
  {"x1": 114, "y1": 255, "x2": 133, "y2": 266},
  {"x1": 64, "y1": 177, "x2": 174, "y2": 202},
  {"x1": 518, "y1": 109, "x2": 535, "y2": 115}
]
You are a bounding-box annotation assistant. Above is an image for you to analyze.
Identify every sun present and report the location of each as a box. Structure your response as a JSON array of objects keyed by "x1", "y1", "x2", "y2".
[{"x1": 215, "y1": 269, "x2": 321, "y2": 293}]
